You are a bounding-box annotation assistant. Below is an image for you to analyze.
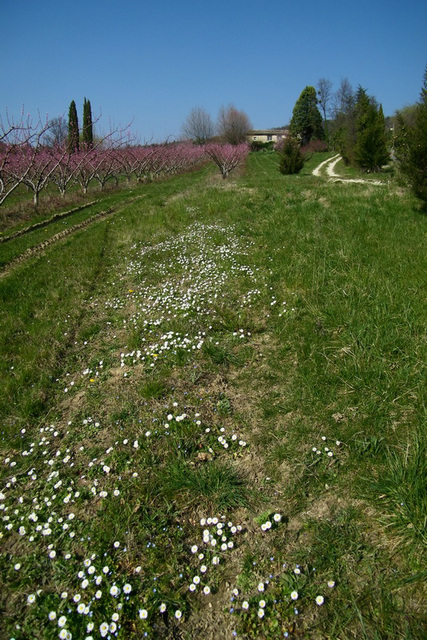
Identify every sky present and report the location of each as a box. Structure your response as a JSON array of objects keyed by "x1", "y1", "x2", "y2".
[{"x1": 2, "y1": 0, "x2": 426, "y2": 142}]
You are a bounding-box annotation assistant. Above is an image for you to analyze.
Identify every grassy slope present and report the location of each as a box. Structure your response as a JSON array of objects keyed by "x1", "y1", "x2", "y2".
[{"x1": 0, "y1": 155, "x2": 425, "y2": 639}]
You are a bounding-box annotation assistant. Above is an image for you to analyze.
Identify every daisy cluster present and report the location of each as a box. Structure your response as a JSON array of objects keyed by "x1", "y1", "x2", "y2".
[
  {"x1": 119, "y1": 329, "x2": 206, "y2": 369},
  {"x1": 1, "y1": 396, "x2": 251, "y2": 638},
  {"x1": 215, "y1": 427, "x2": 247, "y2": 452},
  {"x1": 186, "y1": 516, "x2": 244, "y2": 598},
  {"x1": 53, "y1": 221, "x2": 295, "y2": 399},
  {"x1": 141, "y1": 400, "x2": 248, "y2": 457},
  {"x1": 81, "y1": 360, "x2": 108, "y2": 382},
  {"x1": 53, "y1": 222, "x2": 268, "y2": 396},
  {"x1": 258, "y1": 512, "x2": 283, "y2": 532},
  {"x1": 20, "y1": 517, "x2": 245, "y2": 639},
  {"x1": 0, "y1": 407, "x2": 243, "y2": 546},
  {"x1": 241, "y1": 289, "x2": 262, "y2": 306},
  {"x1": 277, "y1": 294, "x2": 297, "y2": 318},
  {"x1": 115, "y1": 223, "x2": 260, "y2": 372},
  {"x1": 1, "y1": 427, "x2": 120, "y2": 555},
  {"x1": 126, "y1": 222, "x2": 256, "y2": 304},
  {"x1": 230, "y1": 557, "x2": 336, "y2": 638},
  {"x1": 309, "y1": 436, "x2": 343, "y2": 464},
  {"x1": 40, "y1": 550, "x2": 139, "y2": 639},
  {"x1": 22, "y1": 539, "x2": 187, "y2": 640}
]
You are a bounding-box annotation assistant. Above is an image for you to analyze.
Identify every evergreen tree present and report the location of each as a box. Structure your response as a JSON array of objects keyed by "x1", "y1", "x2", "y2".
[
  {"x1": 290, "y1": 86, "x2": 324, "y2": 146},
  {"x1": 396, "y1": 66, "x2": 427, "y2": 203},
  {"x1": 278, "y1": 137, "x2": 305, "y2": 175},
  {"x1": 354, "y1": 88, "x2": 389, "y2": 172},
  {"x1": 83, "y1": 97, "x2": 93, "y2": 148},
  {"x1": 67, "y1": 100, "x2": 79, "y2": 154}
]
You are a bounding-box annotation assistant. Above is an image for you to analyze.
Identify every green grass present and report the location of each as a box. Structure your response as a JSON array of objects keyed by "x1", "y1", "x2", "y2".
[
  {"x1": 366, "y1": 432, "x2": 427, "y2": 552},
  {"x1": 0, "y1": 152, "x2": 425, "y2": 639}
]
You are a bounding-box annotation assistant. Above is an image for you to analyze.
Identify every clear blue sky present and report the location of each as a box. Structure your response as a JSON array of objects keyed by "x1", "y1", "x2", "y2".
[{"x1": 2, "y1": 0, "x2": 426, "y2": 142}]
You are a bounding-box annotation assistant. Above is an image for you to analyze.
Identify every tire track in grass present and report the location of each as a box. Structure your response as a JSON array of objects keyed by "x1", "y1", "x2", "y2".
[
  {"x1": 312, "y1": 153, "x2": 340, "y2": 177},
  {"x1": 1, "y1": 203, "x2": 116, "y2": 427},
  {"x1": 312, "y1": 154, "x2": 384, "y2": 185},
  {"x1": 0, "y1": 200, "x2": 100, "y2": 244},
  {"x1": 0, "y1": 196, "x2": 144, "y2": 279}
]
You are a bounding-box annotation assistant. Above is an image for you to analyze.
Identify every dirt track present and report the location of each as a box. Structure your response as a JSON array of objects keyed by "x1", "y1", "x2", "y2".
[{"x1": 312, "y1": 154, "x2": 383, "y2": 185}]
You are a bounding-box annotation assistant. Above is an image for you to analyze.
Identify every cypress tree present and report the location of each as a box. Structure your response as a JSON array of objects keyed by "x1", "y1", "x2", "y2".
[
  {"x1": 67, "y1": 100, "x2": 79, "y2": 154},
  {"x1": 83, "y1": 97, "x2": 93, "y2": 148},
  {"x1": 290, "y1": 86, "x2": 324, "y2": 146}
]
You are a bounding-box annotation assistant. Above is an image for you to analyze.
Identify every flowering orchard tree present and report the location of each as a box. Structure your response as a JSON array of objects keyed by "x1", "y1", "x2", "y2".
[
  {"x1": 0, "y1": 110, "x2": 208, "y2": 206},
  {"x1": 175, "y1": 143, "x2": 205, "y2": 173},
  {"x1": 71, "y1": 148, "x2": 100, "y2": 194},
  {"x1": 10, "y1": 145, "x2": 67, "y2": 206},
  {"x1": 116, "y1": 147, "x2": 142, "y2": 182},
  {"x1": 92, "y1": 149, "x2": 123, "y2": 189},
  {"x1": 150, "y1": 143, "x2": 205, "y2": 179},
  {"x1": 117, "y1": 143, "x2": 205, "y2": 183},
  {"x1": 134, "y1": 146, "x2": 157, "y2": 182},
  {"x1": 50, "y1": 147, "x2": 78, "y2": 197},
  {"x1": 204, "y1": 143, "x2": 249, "y2": 178},
  {"x1": 0, "y1": 110, "x2": 54, "y2": 205}
]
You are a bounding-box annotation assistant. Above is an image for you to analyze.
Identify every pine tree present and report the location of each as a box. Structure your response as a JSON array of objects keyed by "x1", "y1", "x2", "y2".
[
  {"x1": 397, "y1": 66, "x2": 427, "y2": 203},
  {"x1": 83, "y1": 97, "x2": 93, "y2": 148},
  {"x1": 354, "y1": 88, "x2": 389, "y2": 172},
  {"x1": 67, "y1": 100, "x2": 79, "y2": 154},
  {"x1": 290, "y1": 86, "x2": 324, "y2": 146}
]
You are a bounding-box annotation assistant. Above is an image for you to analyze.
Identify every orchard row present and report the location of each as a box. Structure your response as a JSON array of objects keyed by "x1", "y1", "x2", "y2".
[{"x1": 0, "y1": 115, "x2": 249, "y2": 207}]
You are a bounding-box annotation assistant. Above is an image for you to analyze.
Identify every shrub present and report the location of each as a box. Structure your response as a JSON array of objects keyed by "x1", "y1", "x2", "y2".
[
  {"x1": 278, "y1": 137, "x2": 305, "y2": 175},
  {"x1": 300, "y1": 139, "x2": 328, "y2": 154},
  {"x1": 250, "y1": 140, "x2": 274, "y2": 152},
  {"x1": 395, "y1": 67, "x2": 427, "y2": 203}
]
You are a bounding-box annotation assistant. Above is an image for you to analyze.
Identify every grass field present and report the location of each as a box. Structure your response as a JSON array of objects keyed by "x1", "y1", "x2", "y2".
[{"x1": 0, "y1": 153, "x2": 426, "y2": 639}]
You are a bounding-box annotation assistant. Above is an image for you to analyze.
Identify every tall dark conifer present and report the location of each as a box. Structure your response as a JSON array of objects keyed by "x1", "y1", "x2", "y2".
[
  {"x1": 354, "y1": 88, "x2": 389, "y2": 172},
  {"x1": 397, "y1": 66, "x2": 427, "y2": 203},
  {"x1": 67, "y1": 100, "x2": 79, "y2": 154},
  {"x1": 290, "y1": 86, "x2": 324, "y2": 146},
  {"x1": 83, "y1": 97, "x2": 93, "y2": 148}
]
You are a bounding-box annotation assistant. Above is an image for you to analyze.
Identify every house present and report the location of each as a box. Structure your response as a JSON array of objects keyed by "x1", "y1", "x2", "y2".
[{"x1": 249, "y1": 129, "x2": 289, "y2": 143}]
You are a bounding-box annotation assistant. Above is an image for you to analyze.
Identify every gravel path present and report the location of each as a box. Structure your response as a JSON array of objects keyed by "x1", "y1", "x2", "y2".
[{"x1": 313, "y1": 154, "x2": 383, "y2": 185}]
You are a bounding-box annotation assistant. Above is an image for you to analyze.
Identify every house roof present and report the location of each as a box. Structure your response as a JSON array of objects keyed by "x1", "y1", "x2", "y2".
[{"x1": 249, "y1": 129, "x2": 289, "y2": 135}]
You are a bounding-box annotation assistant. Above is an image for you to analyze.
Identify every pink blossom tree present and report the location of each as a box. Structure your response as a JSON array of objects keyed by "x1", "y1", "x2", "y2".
[
  {"x1": 71, "y1": 147, "x2": 99, "y2": 194},
  {"x1": 92, "y1": 148, "x2": 123, "y2": 189},
  {"x1": 49, "y1": 147, "x2": 78, "y2": 197},
  {"x1": 0, "y1": 110, "x2": 55, "y2": 206},
  {"x1": 204, "y1": 142, "x2": 249, "y2": 178}
]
